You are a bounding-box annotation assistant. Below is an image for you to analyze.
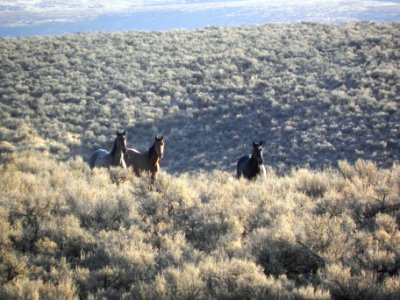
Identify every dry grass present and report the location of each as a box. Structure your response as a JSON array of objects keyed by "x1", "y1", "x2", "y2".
[{"x1": 0, "y1": 152, "x2": 399, "y2": 299}]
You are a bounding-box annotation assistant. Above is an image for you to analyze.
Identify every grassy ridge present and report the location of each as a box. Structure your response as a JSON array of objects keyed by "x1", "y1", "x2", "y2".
[
  {"x1": 0, "y1": 153, "x2": 399, "y2": 299},
  {"x1": 0, "y1": 22, "x2": 399, "y2": 173}
]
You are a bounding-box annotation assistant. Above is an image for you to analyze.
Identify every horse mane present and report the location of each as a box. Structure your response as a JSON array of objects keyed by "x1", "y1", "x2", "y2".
[
  {"x1": 109, "y1": 138, "x2": 118, "y2": 157},
  {"x1": 148, "y1": 143, "x2": 156, "y2": 159}
]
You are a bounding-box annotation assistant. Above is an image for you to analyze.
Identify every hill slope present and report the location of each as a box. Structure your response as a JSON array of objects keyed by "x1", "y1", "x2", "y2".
[{"x1": 0, "y1": 22, "x2": 399, "y2": 173}]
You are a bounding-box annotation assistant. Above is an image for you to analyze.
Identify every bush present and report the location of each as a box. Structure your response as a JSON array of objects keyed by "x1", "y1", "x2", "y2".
[{"x1": 1, "y1": 152, "x2": 400, "y2": 298}]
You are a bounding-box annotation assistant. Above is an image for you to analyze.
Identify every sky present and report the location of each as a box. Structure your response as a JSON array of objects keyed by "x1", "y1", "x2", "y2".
[{"x1": 0, "y1": 0, "x2": 399, "y2": 36}]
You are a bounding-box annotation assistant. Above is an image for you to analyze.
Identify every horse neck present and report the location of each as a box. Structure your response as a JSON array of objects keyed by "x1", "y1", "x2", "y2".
[
  {"x1": 250, "y1": 153, "x2": 262, "y2": 168},
  {"x1": 147, "y1": 149, "x2": 160, "y2": 167},
  {"x1": 110, "y1": 140, "x2": 124, "y2": 164},
  {"x1": 114, "y1": 151, "x2": 124, "y2": 165},
  {"x1": 147, "y1": 144, "x2": 157, "y2": 162},
  {"x1": 110, "y1": 140, "x2": 118, "y2": 157}
]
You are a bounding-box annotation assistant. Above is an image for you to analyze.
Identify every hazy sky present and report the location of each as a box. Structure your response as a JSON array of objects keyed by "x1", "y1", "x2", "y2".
[{"x1": 0, "y1": 0, "x2": 399, "y2": 36}]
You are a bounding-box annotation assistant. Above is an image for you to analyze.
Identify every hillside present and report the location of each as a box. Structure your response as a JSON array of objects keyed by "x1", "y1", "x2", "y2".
[
  {"x1": 0, "y1": 22, "x2": 400, "y2": 299},
  {"x1": 0, "y1": 22, "x2": 399, "y2": 173}
]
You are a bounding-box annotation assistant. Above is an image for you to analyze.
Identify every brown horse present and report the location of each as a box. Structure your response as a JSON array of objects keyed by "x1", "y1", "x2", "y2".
[
  {"x1": 89, "y1": 131, "x2": 127, "y2": 169},
  {"x1": 125, "y1": 135, "x2": 164, "y2": 179}
]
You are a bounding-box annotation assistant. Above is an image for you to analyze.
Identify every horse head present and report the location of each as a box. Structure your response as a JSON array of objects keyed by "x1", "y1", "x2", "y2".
[
  {"x1": 252, "y1": 141, "x2": 264, "y2": 165},
  {"x1": 116, "y1": 130, "x2": 127, "y2": 154},
  {"x1": 155, "y1": 135, "x2": 164, "y2": 159}
]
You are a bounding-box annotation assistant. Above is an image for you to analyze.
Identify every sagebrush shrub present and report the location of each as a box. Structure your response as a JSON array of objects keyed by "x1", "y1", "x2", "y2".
[
  {"x1": 1, "y1": 152, "x2": 399, "y2": 299},
  {"x1": 293, "y1": 169, "x2": 329, "y2": 198}
]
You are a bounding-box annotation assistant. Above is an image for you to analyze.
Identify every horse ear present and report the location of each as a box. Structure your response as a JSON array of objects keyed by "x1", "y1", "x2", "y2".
[
  {"x1": 259, "y1": 141, "x2": 263, "y2": 146},
  {"x1": 253, "y1": 142, "x2": 257, "y2": 147},
  {"x1": 122, "y1": 130, "x2": 126, "y2": 135}
]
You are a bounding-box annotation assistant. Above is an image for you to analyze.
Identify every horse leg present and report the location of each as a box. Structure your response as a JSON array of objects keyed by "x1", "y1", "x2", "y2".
[
  {"x1": 133, "y1": 167, "x2": 140, "y2": 177},
  {"x1": 150, "y1": 163, "x2": 159, "y2": 183},
  {"x1": 150, "y1": 171, "x2": 156, "y2": 184}
]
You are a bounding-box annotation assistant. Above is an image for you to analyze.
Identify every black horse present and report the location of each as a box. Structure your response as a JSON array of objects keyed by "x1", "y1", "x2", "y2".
[{"x1": 236, "y1": 141, "x2": 266, "y2": 180}]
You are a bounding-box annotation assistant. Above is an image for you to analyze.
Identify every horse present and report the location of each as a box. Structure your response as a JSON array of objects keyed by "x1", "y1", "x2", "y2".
[
  {"x1": 125, "y1": 135, "x2": 164, "y2": 180},
  {"x1": 89, "y1": 131, "x2": 127, "y2": 169},
  {"x1": 236, "y1": 141, "x2": 266, "y2": 180}
]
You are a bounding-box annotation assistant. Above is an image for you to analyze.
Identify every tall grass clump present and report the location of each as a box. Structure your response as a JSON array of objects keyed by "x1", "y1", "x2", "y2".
[{"x1": 1, "y1": 152, "x2": 399, "y2": 299}]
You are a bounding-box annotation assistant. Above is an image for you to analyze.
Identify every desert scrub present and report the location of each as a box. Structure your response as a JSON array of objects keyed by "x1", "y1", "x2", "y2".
[
  {"x1": 1, "y1": 152, "x2": 400, "y2": 299},
  {"x1": 0, "y1": 23, "x2": 399, "y2": 173}
]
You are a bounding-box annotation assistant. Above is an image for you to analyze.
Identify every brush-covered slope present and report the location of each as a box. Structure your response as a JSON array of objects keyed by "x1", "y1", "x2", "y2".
[
  {"x1": 1, "y1": 153, "x2": 400, "y2": 299},
  {"x1": 0, "y1": 22, "x2": 399, "y2": 173}
]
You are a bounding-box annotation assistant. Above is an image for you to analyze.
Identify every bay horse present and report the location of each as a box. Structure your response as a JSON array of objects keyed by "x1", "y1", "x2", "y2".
[
  {"x1": 125, "y1": 135, "x2": 164, "y2": 180},
  {"x1": 89, "y1": 131, "x2": 127, "y2": 169},
  {"x1": 236, "y1": 141, "x2": 266, "y2": 180}
]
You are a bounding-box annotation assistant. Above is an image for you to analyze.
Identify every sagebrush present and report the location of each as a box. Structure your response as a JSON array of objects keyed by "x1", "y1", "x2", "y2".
[
  {"x1": 0, "y1": 22, "x2": 399, "y2": 173},
  {"x1": 0, "y1": 152, "x2": 399, "y2": 299}
]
